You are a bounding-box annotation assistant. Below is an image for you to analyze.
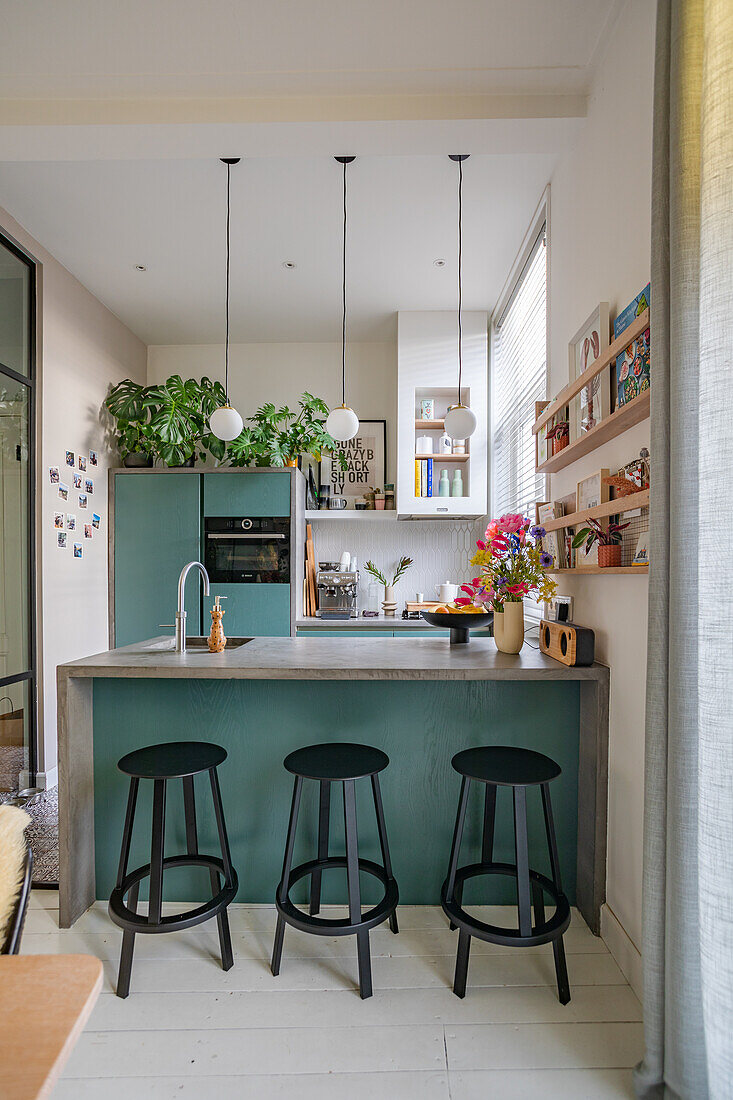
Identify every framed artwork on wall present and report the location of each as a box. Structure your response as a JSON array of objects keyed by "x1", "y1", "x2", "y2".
[
  {"x1": 576, "y1": 469, "x2": 611, "y2": 566},
  {"x1": 320, "y1": 420, "x2": 386, "y2": 506},
  {"x1": 568, "y1": 303, "x2": 611, "y2": 443}
]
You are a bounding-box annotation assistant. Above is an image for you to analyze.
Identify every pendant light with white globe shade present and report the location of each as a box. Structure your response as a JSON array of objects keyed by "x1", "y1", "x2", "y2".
[
  {"x1": 209, "y1": 157, "x2": 244, "y2": 442},
  {"x1": 443, "y1": 154, "x2": 477, "y2": 441},
  {"x1": 325, "y1": 156, "x2": 360, "y2": 442}
]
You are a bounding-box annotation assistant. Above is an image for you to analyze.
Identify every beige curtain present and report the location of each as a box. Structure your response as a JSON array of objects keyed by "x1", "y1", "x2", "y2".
[{"x1": 636, "y1": 1, "x2": 733, "y2": 1098}]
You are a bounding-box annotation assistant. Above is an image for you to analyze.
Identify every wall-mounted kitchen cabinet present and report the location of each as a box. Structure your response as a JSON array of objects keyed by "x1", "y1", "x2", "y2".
[{"x1": 397, "y1": 311, "x2": 488, "y2": 518}]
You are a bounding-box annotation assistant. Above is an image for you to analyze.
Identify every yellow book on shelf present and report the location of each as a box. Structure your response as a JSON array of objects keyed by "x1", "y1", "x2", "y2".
[{"x1": 415, "y1": 460, "x2": 421, "y2": 497}]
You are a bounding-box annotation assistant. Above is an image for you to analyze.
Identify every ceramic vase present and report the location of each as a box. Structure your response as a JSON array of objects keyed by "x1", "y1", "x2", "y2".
[
  {"x1": 382, "y1": 585, "x2": 397, "y2": 617},
  {"x1": 493, "y1": 601, "x2": 525, "y2": 654}
]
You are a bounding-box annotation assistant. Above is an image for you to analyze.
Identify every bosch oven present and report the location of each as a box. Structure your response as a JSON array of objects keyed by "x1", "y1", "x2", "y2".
[{"x1": 204, "y1": 516, "x2": 291, "y2": 584}]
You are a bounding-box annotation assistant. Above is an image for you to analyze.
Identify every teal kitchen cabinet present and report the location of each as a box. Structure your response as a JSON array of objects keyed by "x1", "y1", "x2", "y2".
[
  {"x1": 203, "y1": 471, "x2": 291, "y2": 517},
  {"x1": 113, "y1": 473, "x2": 201, "y2": 646},
  {"x1": 205, "y1": 585, "x2": 291, "y2": 637}
]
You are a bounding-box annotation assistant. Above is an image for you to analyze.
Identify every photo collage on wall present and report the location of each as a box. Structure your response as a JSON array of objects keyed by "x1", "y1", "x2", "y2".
[{"x1": 50, "y1": 449, "x2": 102, "y2": 558}]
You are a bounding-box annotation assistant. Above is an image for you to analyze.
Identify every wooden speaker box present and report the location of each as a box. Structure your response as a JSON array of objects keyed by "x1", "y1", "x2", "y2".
[{"x1": 540, "y1": 619, "x2": 595, "y2": 667}]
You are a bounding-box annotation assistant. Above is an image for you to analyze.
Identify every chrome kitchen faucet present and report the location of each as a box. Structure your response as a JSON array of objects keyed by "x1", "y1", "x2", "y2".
[{"x1": 175, "y1": 561, "x2": 210, "y2": 653}]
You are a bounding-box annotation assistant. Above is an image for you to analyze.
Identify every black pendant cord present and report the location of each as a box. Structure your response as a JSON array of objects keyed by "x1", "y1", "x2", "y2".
[
  {"x1": 224, "y1": 160, "x2": 232, "y2": 402},
  {"x1": 341, "y1": 159, "x2": 348, "y2": 408},
  {"x1": 457, "y1": 157, "x2": 463, "y2": 408}
]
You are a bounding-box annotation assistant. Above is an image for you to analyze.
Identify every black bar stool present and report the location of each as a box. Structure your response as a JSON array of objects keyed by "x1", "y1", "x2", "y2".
[
  {"x1": 271, "y1": 742, "x2": 399, "y2": 999},
  {"x1": 441, "y1": 745, "x2": 571, "y2": 1003},
  {"x1": 108, "y1": 741, "x2": 239, "y2": 998}
]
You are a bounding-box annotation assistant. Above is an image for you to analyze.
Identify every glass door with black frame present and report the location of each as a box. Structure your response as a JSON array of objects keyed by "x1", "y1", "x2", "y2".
[{"x1": 0, "y1": 233, "x2": 36, "y2": 797}]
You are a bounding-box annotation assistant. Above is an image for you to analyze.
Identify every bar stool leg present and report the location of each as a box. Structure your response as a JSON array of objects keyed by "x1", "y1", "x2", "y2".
[
  {"x1": 309, "y1": 780, "x2": 330, "y2": 916},
  {"x1": 114, "y1": 777, "x2": 140, "y2": 998},
  {"x1": 446, "y1": 776, "x2": 470, "y2": 930},
  {"x1": 184, "y1": 775, "x2": 233, "y2": 972},
  {"x1": 344, "y1": 779, "x2": 372, "y2": 998},
  {"x1": 481, "y1": 783, "x2": 497, "y2": 863},
  {"x1": 271, "y1": 776, "x2": 303, "y2": 977},
  {"x1": 541, "y1": 782, "x2": 571, "y2": 1004},
  {"x1": 148, "y1": 779, "x2": 167, "y2": 927},
  {"x1": 512, "y1": 786, "x2": 532, "y2": 938},
  {"x1": 453, "y1": 927, "x2": 471, "y2": 998},
  {"x1": 371, "y1": 774, "x2": 398, "y2": 934}
]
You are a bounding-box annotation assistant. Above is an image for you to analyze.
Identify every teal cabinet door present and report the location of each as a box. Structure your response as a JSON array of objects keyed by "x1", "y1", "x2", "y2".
[
  {"x1": 203, "y1": 472, "x2": 291, "y2": 517},
  {"x1": 114, "y1": 473, "x2": 201, "y2": 646},
  {"x1": 205, "y1": 584, "x2": 290, "y2": 637}
]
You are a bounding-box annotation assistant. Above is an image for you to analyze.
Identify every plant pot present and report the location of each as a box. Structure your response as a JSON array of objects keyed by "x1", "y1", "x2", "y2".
[
  {"x1": 598, "y1": 544, "x2": 622, "y2": 568},
  {"x1": 123, "y1": 451, "x2": 154, "y2": 468},
  {"x1": 374, "y1": 495, "x2": 386, "y2": 510},
  {"x1": 552, "y1": 435, "x2": 569, "y2": 455},
  {"x1": 284, "y1": 458, "x2": 299, "y2": 468},
  {"x1": 493, "y1": 601, "x2": 525, "y2": 654},
  {"x1": 168, "y1": 456, "x2": 196, "y2": 468},
  {"x1": 382, "y1": 585, "x2": 397, "y2": 617}
]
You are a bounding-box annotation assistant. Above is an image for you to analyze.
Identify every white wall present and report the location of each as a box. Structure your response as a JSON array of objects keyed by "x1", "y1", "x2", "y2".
[
  {"x1": 148, "y1": 341, "x2": 398, "y2": 483},
  {"x1": 548, "y1": 0, "x2": 655, "y2": 993},
  {"x1": 0, "y1": 203, "x2": 147, "y2": 783}
]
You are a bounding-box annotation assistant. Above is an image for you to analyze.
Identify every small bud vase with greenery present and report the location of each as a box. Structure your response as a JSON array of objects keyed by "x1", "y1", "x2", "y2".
[
  {"x1": 571, "y1": 518, "x2": 630, "y2": 568},
  {"x1": 364, "y1": 556, "x2": 414, "y2": 617},
  {"x1": 456, "y1": 514, "x2": 557, "y2": 653}
]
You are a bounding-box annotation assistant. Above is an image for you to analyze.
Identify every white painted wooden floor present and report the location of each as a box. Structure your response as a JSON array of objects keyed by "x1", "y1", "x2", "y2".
[{"x1": 23, "y1": 890, "x2": 642, "y2": 1099}]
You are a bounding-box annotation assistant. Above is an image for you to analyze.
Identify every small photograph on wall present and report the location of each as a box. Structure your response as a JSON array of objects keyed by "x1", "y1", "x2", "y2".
[
  {"x1": 54, "y1": 512, "x2": 64, "y2": 529},
  {"x1": 568, "y1": 303, "x2": 610, "y2": 443},
  {"x1": 84, "y1": 524, "x2": 93, "y2": 539},
  {"x1": 66, "y1": 514, "x2": 76, "y2": 531},
  {"x1": 92, "y1": 512, "x2": 101, "y2": 529},
  {"x1": 73, "y1": 473, "x2": 82, "y2": 489},
  {"x1": 320, "y1": 420, "x2": 386, "y2": 507},
  {"x1": 89, "y1": 450, "x2": 98, "y2": 466},
  {"x1": 84, "y1": 478, "x2": 94, "y2": 495},
  {"x1": 78, "y1": 493, "x2": 88, "y2": 509},
  {"x1": 73, "y1": 542, "x2": 83, "y2": 558},
  {"x1": 49, "y1": 466, "x2": 59, "y2": 484},
  {"x1": 78, "y1": 455, "x2": 86, "y2": 472},
  {"x1": 57, "y1": 531, "x2": 67, "y2": 548},
  {"x1": 65, "y1": 451, "x2": 75, "y2": 467},
  {"x1": 58, "y1": 483, "x2": 69, "y2": 501}
]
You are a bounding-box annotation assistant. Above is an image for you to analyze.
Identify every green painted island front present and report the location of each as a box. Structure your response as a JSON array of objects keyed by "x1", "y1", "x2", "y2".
[
  {"x1": 91, "y1": 677, "x2": 580, "y2": 906},
  {"x1": 57, "y1": 636, "x2": 609, "y2": 933}
]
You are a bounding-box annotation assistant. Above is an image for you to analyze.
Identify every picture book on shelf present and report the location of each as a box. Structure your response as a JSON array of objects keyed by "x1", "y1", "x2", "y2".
[{"x1": 614, "y1": 283, "x2": 650, "y2": 408}]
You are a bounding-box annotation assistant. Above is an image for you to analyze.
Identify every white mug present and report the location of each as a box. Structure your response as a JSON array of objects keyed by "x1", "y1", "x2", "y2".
[{"x1": 435, "y1": 582, "x2": 458, "y2": 603}]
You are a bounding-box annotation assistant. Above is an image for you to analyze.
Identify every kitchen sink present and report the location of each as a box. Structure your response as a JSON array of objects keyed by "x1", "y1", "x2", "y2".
[{"x1": 135, "y1": 636, "x2": 252, "y2": 653}]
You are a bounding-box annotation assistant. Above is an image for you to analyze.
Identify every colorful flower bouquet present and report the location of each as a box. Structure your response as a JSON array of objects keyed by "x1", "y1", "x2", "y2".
[{"x1": 456, "y1": 513, "x2": 558, "y2": 611}]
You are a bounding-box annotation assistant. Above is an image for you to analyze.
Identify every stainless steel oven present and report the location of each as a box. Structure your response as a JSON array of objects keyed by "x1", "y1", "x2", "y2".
[{"x1": 204, "y1": 517, "x2": 290, "y2": 583}]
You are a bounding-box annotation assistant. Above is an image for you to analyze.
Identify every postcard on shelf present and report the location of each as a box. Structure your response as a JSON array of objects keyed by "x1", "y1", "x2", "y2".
[
  {"x1": 568, "y1": 303, "x2": 610, "y2": 442},
  {"x1": 614, "y1": 283, "x2": 650, "y2": 408},
  {"x1": 633, "y1": 532, "x2": 649, "y2": 566},
  {"x1": 536, "y1": 502, "x2": 565, "y2": 569}
]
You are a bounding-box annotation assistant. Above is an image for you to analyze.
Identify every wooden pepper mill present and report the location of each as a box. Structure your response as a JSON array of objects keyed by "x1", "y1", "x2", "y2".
[{"x1": 208, "y1": 595, "x2": 228, "y2": 652}]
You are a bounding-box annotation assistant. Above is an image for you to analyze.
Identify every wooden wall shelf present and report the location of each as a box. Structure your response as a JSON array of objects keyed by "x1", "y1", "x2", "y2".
[
  {"x1": 534, "y1": 308, "x2": 650, "y2": 435},
  {"x1": 415, "y1": 453, "x2": 468, "y2": 462},
  {"x1": 548, "y1": 565, "x2": 649, "y2": 575},
  {"x1": 414, "y1": 419, "x2": 446, "y2": 430},
  {"x1": 542, "y1": 489, "x2": 649, "y2": 532},
  {"x1": 537, "y1": 389, "x2": 650, "y2": 473}
]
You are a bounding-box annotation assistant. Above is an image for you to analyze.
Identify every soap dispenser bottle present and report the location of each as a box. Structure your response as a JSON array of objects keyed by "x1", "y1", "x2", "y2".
[
  {"x1": 438, "y1": 469, "x2": 451, "y2": 497},
  {"x1": 208, "y1": 595, "x2": 228, "y2": 652},
  {"x1": 451, "y1": 469, "x2": 464, "y2": 497}
]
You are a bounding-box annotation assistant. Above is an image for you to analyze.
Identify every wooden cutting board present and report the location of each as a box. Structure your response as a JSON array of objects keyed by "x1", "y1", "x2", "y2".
[
  {"x1": 405, "y1": 601, "x2": 442, "y2": 612},
  {"x1": 305, "y1": 523, "x2": 318, "y2": 615}
]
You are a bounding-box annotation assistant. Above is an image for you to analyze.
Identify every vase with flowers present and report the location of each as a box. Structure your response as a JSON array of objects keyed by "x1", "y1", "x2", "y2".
[
  {"x1": 571, "y1": 518, "x2": 629, "y2": 568},
  {"x1": 456, "y1": 514, "x2": 557, "y2": 653}
]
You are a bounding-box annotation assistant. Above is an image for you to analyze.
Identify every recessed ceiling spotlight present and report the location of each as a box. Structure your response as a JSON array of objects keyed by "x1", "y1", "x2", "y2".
[
  {"x1": 433, "y1": 258, "x2": 446, "y2": 267},
  {"x1": 134, "y1": 264, "x2": 147, "y2": 272},
  {"x1": 281, "y1": 260, "x2": 297, "y2": 269}
]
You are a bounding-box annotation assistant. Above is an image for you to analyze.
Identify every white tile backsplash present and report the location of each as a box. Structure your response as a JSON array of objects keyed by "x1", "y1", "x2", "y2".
[{"x1": 309, "y1": 517, "x2": 487, "y2": 608}]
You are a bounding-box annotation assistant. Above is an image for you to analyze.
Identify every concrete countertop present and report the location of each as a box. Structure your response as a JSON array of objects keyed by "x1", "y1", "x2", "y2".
[
  {"x1": 58, "y1": 635, "x2": 608, "y2": 682},
  {"x1": 295, "y1": 615, "x2": 466, "y2": 630}
]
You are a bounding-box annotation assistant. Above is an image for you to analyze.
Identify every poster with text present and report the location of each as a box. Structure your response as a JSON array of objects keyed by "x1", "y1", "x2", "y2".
[{"x1": 320, "y1": 421, "x2": 386, "y2": 505}]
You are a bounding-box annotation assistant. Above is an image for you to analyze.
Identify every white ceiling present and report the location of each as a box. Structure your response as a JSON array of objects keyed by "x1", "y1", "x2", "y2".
[
  {"x1": 0, "y1": 153, "x2": 557, "y2": 343},
  {"x1": 0, "y1": 0, "x2": 621, "y2": 345},
  {"x1": 1, "y1": 0, "x2": 620, "y2": 100}
]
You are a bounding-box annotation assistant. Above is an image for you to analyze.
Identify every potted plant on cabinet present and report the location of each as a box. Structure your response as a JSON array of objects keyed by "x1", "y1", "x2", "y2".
[
  {"x1": 226, "y1": 392, "x2": 347, "y2": 470},
  {"x1": 143, "y1": 375, "x2": 228, "y2": 466},
  {"x1": 571, "y1": 518, "x2": 630, "y2": 567},
  {"x1": 364, "y1": 556, "x2": 414, "y2": 617},
  {"x1": 105, "y1": 379, "x2": 157, "y2": 467}
]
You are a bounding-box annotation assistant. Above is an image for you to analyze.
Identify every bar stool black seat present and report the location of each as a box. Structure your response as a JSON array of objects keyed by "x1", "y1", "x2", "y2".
[
  {"x1": 108, "y1": 740, "x2": 238, "y2": 998},
  {"x1": 271, "y1": 742, "x2": 399, "y2": 999},
  {"x1": 441, "y1": 745, "x2": 571, "y2": 1003}
]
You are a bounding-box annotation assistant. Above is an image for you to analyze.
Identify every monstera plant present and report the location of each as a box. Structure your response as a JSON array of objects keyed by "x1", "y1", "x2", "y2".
[{"x1": 105, "y1": 376, "x2": 229, "y2": 466}]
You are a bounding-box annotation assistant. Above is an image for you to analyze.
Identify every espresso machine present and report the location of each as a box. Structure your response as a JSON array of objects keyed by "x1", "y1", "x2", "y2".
[{"x1": 317, "y1": 569, "x2": 358, "y2": 619}]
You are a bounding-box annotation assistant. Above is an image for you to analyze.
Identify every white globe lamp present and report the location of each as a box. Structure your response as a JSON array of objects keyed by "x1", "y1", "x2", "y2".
[
  {"x1": 326, "y1": 403, "x2": 359, "y2": 442},
  {"x1": 209, "y1": 404, "x2": 243, "y2": 441},
  {"x1": 444, "y1": 402, "x2": 477, "y2": 440}
]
